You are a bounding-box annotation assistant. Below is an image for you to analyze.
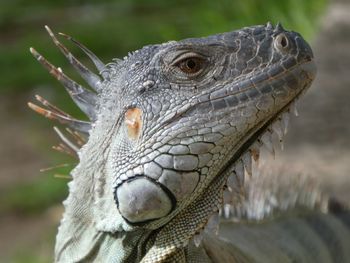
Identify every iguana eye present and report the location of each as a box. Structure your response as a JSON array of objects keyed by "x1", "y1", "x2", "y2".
[
  {"x1": 171, "y1": 52, "x2": 208, "y2": 77},
  {"x1": 176, "y1": 57, "x2": 204, "y2": 74}
]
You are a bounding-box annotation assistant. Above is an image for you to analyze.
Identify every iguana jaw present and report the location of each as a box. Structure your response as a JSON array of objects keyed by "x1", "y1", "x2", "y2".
[
  {"x1": 221, "y1": 60, "x2": 316, "y2": 183},
  {"x1": 156, "y1": 60, "x2": 314, "y2": 257},
  {"x1": 184, "y1": 59, "x2": 316, "y2": 249}
]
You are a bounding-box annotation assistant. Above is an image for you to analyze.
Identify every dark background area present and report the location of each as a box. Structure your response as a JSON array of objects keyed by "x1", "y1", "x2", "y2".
[{"x1": 2, "y1": 0, "x2": 350, "y2": 262}]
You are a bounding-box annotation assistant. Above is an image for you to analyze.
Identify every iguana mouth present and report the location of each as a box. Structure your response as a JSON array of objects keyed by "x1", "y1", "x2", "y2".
[
  {"x1": 217, "y1": 60, "x2": 316, "y2": 218},
  {"x1": 190, "y1": 60, "x2": 316, "y2": 246}
]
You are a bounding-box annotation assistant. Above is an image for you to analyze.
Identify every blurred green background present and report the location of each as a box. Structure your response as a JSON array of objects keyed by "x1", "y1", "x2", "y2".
[{"x1": 0, "y1": 0, "x2": 328, "y2": 262}]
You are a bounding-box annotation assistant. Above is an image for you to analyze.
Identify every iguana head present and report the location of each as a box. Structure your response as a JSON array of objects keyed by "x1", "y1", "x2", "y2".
[
  {"x1": 30, "y1": 22, "x2": 316, "y2": 261},
  {"x1": 104, "y1": 22, "x2": 315, "y2": 226}
]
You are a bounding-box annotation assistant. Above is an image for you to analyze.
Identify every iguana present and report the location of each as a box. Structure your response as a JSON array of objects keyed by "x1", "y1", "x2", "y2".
[{"x1": 29, "y1": 23, "x2": 350, "y2": 262}]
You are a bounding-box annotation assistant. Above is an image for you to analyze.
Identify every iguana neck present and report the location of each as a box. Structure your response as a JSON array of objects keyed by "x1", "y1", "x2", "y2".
[
  {"x1": 53, "y1": 96, "x2": 160, "y2": 262},
  {"x1": 54, "y1": 123, "x2": 225, "y2": 262}
]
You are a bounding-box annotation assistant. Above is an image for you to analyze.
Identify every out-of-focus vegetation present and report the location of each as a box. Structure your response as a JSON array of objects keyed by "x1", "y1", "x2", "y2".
[
  {"x1": 0, "y1": 0, "x2": 327, "y2": 261},
  {"x1": 0, "y1": 169, "x2": 69, "y2": 214},
  {"x1": 0, "y1": 0, "x2": 327, "y2": 94}
]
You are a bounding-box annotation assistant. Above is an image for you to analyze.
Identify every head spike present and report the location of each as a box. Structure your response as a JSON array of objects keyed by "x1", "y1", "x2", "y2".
[
  {"x1": 53, "y1": 126, "x2": 80, "y2": 153},
  {"x1": 28, "y1": 102, "x2": 91, "y2": 134},
  {"x1": 266, "y1": 21, "x2": 273, "y2": 30},
  {"x1": 45, "y1": 26, "x2": 102, "y2": 92},
  {"x1": 53, "y1": 144, "x2": 78, "y2": 158},
  {"x1": 53, "y1": 174, "x2": 72, "y2": 179},
  {"x1": 34, "y1": 95, "x2": 72, "y2": 118},
  {"x1": 58, "y1": 32, "x2": 107, "y2": 77},
  {"x1": 29, "y1": 47, "x2": 97, "y2": 121},
  {"x1": 40, "y1": 163, "x2": 75, "y2": 173},
  {"x1": 65, "y1": 128, "x2": 87, "y2": 146},
  {"x1": 275, "y1": 22, "x2": 284, "y2": 32}
]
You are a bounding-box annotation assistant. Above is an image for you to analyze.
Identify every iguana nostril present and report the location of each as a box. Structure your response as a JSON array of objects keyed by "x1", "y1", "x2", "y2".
[
  {"x1": 274, "y1": 33, "x2": 290, "y2": 52},
  {"x1": 115, "y1": 177, "x2": 175, "y2": 223}
]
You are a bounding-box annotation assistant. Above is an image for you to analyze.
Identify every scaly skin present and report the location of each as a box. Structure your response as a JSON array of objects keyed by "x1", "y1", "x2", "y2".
[{"x1": 29, "y1": 23, "x2": 321, "y2": 262}]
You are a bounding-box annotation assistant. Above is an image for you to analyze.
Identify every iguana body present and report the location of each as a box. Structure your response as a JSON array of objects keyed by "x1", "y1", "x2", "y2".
[{"x1": 29, "y1": 23, "x2": 350, "y2": 262}]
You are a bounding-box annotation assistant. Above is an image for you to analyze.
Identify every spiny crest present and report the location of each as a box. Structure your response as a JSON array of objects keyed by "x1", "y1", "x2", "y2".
[{"x1": 28, "y1": 26, "x2": 109, "y2": 157}]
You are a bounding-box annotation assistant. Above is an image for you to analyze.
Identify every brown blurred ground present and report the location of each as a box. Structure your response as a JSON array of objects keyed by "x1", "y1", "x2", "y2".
[
  {"x1": 0, "y1": 0, "x2": 349, "y2": 261},
  {"x1": 0, "y1": 95, "x2": 57, "y2": 262}
]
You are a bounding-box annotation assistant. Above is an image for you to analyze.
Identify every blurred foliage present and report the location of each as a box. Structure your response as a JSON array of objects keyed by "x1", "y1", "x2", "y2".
[
  {"x1": 10, "y1": 223, "x2": 57, "y2": 263},
  {"x1": 0, "y1": 171, "x2": 69, "y2": 215},
  {"x1": 0, "y1": 0, "x2": 327, "y2": 94}
]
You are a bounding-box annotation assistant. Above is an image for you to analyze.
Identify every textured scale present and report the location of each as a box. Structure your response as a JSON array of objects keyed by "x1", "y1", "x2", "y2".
[{"x1": 29, "y1": 23, "x2": 350, "y2": 262}]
